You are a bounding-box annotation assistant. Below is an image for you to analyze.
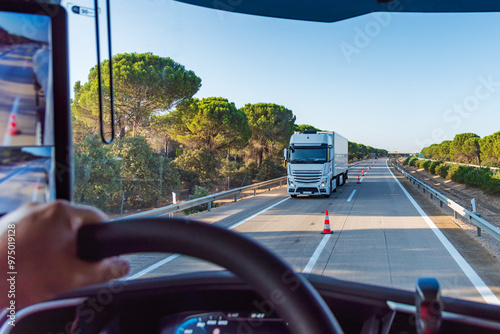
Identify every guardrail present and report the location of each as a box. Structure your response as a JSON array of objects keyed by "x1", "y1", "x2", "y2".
[
  {"x1": 125, "y1": 159, "x2": 369, "y2": 219},
  {"x1": 125, "y1": 176, "x2": 287, "y2": 219},
  {"x1": 416, "y1": 157, "x2": 500, "y2": 171},
  {"x1": 390, "y1": 159, "x2": 500, "y2": 242}
]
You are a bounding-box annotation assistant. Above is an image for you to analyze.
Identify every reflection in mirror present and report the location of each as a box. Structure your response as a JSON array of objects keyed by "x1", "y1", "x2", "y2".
[
  {"x1": 0, "y1": 11, "x2": 53, "y2": 147},
  {"x1": 0, "y1": 146, "x2": 54, "y2": 213}
]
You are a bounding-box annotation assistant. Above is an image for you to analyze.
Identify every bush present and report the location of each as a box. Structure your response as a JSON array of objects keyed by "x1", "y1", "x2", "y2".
[
  {"x1": 464, "y1": 168, "x2": 492, "y2": 188},
  {"x1": 245, "y1": 161, "x2": 259, "y2": 180},
  {"x1": 429, "y1": 161, "x2": 442, "y2": 174},
  {"x1": 408, "y1": 157, "x2": 419, "y2": 167},
  {"x1": 448, "y1": 165, "x2": 470, "y2": 183},
  {"x1": 73, "y1": 135, "x2": 122, "y2": 210},
  {"x1": 423, "y1": 160, "x2": 432, "y2": 172},
  {"x1": 182, "y1": 185, "x2": 218, "y2": 215},
  {"x1": 256, "y1": 159, "x2": 286, "y2": 181},
  {"x1": 484, "y1": 173, "x2": 500, "y2": 196},
  {"x1": 435, "y1": 164, "x2": 450, "y2": 178},
  {"x1": 415, "y1": 159, "x2": 426, "y2": 168},
  {"x1": 404, "y1": 156, "x2": 415, "y2": 165},
  {"x1": 175, "y1": 148, "x2": 220, "y2": 186},
  {"x1": 220, "y1": 160, "x2": 247, "y2": 187}
]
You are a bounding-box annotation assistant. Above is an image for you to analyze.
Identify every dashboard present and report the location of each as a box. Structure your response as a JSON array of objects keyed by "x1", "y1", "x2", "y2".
[
  {"x1": 3, "y1": 271, "x2": 500, "y2": 334},
  {"x1": 161, "y1": 311, "x2": 287, "y2": 334}
]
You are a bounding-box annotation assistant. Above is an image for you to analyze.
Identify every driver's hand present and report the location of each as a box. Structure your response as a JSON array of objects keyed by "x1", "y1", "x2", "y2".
[{"x1": 0, "y1": 201, "x2": 130, "y2": 310}]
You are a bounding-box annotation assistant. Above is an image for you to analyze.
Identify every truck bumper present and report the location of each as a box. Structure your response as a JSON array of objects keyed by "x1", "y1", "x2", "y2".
[{"x1": 287, "y1": 186, "x2": 327, "y2": 196}]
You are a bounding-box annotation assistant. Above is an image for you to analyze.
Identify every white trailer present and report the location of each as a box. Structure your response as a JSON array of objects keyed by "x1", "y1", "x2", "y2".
[{"x1": 284, "y1": 131, "x2": 348, "y2": 198}]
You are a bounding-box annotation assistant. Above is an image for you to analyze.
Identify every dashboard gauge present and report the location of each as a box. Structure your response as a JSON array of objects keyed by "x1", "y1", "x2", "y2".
[
  {"x1": 175, "y1": 317, "x2": 207, "y2": 334},
  {"x1": 174, "y1": 313, "x2": 227, "y2": 334},
  {"x1": 162, "y1": 311, "x2": 287, "y2": 334}
]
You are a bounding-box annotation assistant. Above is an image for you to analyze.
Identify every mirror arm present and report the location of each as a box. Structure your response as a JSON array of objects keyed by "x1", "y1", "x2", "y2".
[{"x1": 95, "y1": 0, "x2": 115, "y2": 144}]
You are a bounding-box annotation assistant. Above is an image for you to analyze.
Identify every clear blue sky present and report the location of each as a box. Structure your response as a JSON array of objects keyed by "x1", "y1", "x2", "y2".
[{"x1": 62, "y1": 0, "x2": 500, "y2": 152}]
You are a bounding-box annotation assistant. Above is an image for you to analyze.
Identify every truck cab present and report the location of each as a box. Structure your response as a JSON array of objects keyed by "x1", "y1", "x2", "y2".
[{"x1": 284, "y1": 131, "x2": 348, "y2": 198}]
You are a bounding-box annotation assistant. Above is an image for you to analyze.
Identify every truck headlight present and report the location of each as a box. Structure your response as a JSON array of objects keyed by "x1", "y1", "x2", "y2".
[
  {"x1": 321, "y1": 181, "x2": 326, "y2": 187},
  {"x1": 289, "y1": 180, "x2": 295, "y2": 187}
]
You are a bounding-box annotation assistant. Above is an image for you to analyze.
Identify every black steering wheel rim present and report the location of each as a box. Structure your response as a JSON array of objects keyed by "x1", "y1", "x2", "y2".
[{"x1": 77, "y1": 217, "x2": 343, "y2": 334}]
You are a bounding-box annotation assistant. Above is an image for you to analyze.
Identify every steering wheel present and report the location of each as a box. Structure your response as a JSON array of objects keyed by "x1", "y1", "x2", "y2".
[{"x1": 77, "y1": 217, "x2": 344, "y2": 334}]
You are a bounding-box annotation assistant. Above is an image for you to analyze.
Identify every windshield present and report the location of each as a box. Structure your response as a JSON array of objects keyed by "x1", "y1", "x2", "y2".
[
  {"x1": 64, "y1": 0, "x2": 500, "y2": 306},
  {"x1": 289, "y1": 147, "x2": 327, "y2": 163}
]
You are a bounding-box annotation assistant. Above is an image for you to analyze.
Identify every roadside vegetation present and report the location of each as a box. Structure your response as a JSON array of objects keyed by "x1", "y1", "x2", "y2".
[
  {"x1": 72, "y1": 52, "x2": 386, "y2": 214},
  {"x1": 403, "y1": 156, "x2": 500, "y2": 196},
  {"x1": 420, "y1": 132, "x2": 500, "y2": 167}
]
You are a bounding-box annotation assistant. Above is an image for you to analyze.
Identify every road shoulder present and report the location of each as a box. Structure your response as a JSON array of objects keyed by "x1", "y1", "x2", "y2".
[{"x1": 388, "y1": 162, "x2": 500, "y2": 301}]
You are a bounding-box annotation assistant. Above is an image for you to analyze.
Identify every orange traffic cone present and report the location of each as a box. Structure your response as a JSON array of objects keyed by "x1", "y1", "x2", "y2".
[
  {"x1": 322, "y1": 210, "x2": 333, "y2": 234},
  {"x1": 357, "y1": 175, "x2": 361, "y2": 184},
  {"x1": 361, "y1": 170, "x2": 364, "y2": 177},
  {"x1": 8, "y1": 114, "x2": 19, "y2": 135}
]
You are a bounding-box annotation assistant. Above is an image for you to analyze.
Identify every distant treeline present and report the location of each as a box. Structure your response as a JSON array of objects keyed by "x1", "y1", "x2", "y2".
[{"x1": 420, "y1": 131, "x2": 500, "y2": 167}]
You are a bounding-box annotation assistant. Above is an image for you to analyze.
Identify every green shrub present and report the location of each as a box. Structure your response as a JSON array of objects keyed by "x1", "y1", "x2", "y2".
[
  {"x1": 182, "y1": 185, "x2": 218, "y2": 215},
  {"x1": 449, "y1": 166, "x2": 470, "y2": 183},
  {"x1": 256, "y1": 159, "x2": 286, "y2": 181},
  {"x1": 484, "y1": 173, "x2": 500, "y2": 196},
  {"x1": 404, "y1": 156, "x2": 417, "y2": 165},
  {"x1": 423, "y1": 160, "x2": 432, "y2": 172},
  {"x1": 463, "y1": 168, "x2": 489, "y2": 188},
  {"x1": 446, "y1": 165, "x2": 460, "y2": 181},
  {"x1": 435, "y1": 164, "x2": 450, "y2": 178},
  {"x1": 415, "y1": 159, "x2": 426, "y2": 168},
  {"x1": 407, "y1": 157, "x2": 418, "y2": 166},
  {"x1": 429, "y1": 161, "x2": 442, "y2": 174}
]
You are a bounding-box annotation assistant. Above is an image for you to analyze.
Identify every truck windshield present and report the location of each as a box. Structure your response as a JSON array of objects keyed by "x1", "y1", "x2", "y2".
[{"x1": 289, "y1": 147, "x2": 327, "y2": 163}]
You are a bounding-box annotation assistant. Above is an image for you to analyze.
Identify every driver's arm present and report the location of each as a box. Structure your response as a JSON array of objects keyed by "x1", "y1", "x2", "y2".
[{"x1": 0, "y1": 201, "x2": 129, "y2": 310}]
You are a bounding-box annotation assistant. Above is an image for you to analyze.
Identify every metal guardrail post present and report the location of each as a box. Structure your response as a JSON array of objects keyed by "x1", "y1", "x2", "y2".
[
  {"x1": 477, "y1": 226, "x2": 482, "y2": 237},
  {"x1": 234, "y1": 194, "x2": 238, "y2": 202},
  {"x1": 268, "y1": 185, "x2": 271, "y2": 191},
  {"x1": 254, "y1": 189, "x2": 256, "y2": 196},
  {"x1": 208, "y1": 201, "x2": 211, "y2": 211},
  {"x1": 454, "y1": 211, "x2": 458, "y2": 219}
]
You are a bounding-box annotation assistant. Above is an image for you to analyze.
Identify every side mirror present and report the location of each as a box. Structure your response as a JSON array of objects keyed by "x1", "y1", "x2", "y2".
[{"x1": 284, "y1": 148, "x2": 288, "y2": 161}]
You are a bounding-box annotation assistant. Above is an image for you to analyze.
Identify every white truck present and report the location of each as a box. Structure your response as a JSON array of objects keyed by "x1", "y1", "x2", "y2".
[{"x1": 284, "y1": 131, "x2": 348, "y2": 198}]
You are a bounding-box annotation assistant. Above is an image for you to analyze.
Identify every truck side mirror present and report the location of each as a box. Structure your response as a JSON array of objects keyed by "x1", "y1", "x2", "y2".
[{"x1": 284, "y1": 148, "x2": 288, "y2": 161}]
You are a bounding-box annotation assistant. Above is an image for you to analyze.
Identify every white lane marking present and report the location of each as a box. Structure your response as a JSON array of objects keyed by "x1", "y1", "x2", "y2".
[
  {"x1": 2, "y1": 97, "x2": 20, "y2": 146},
  {"x1": 302, "y1": 234, "x2": 331, "y2": 274},
  {"x1": 347, "y1": 189, "x2": 356, "y2": 202},
  {"x1": 385, "y1": 159, "x2": 500, "y2": 305},
  {"x1": 125, "y1": 197, "x2": 291, "y2": 280},
  {"x1": 360, "y1": 178, "x2": 364, "y2": 182},
  {"x1": 227, "y1": 197, "x2": 290, "y2": 230}
]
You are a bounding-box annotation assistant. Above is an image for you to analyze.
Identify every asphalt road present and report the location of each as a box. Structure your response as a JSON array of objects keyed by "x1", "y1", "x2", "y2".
[
  {"x1": 0, "y1": 44, "x2": 41, "y2": 147},
  {"x1": 122, "y1": 158, "x2": 500, "y2": 304},
  {"x1": 0, "y1": 158, "x2": 49, "y2": 212}
]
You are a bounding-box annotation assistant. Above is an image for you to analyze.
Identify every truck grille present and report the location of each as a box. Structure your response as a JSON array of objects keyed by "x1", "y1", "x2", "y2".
[{"x1": 292, "y1": 170, "x2": 322, "y2": 183}]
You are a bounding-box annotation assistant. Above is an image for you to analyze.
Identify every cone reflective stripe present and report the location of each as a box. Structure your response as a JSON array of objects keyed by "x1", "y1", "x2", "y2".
[
  {"x1": 361, "y1": 171, "x2": 364, "y2": 177},
  {"x1": 322, "y1": 210, "x2": 333, "y2": 234},
  {"x1": 357, "y1": 175, "x2": 360, "y2": 184},
  {"x1": 8, "y1": 114, "x2": 19, "y2": 135}
]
